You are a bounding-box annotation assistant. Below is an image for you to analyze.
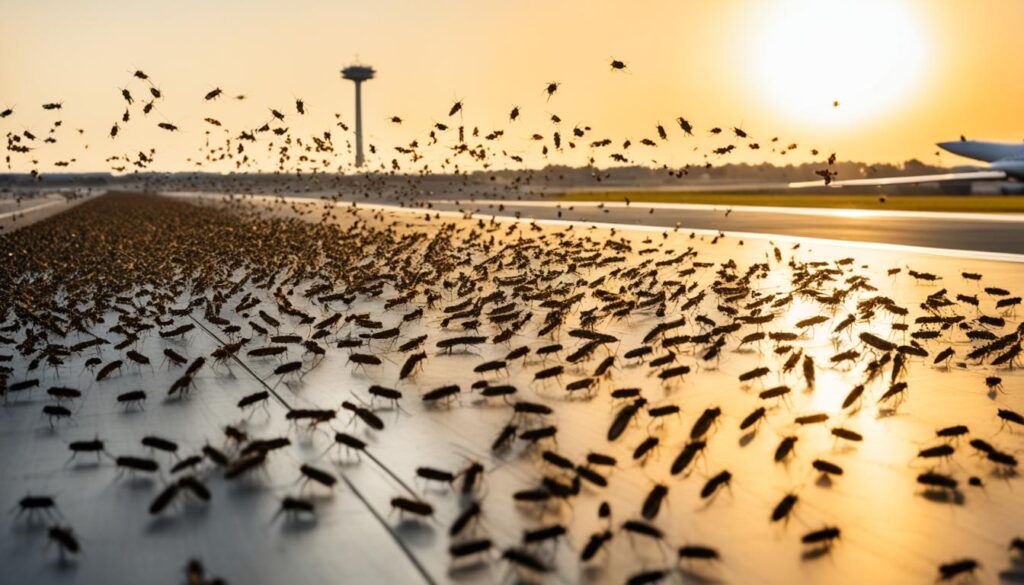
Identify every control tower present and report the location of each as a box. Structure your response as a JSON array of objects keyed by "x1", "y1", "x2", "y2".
[{"x1": 341, "y1": 64, "x2": 375, "y2": 168}]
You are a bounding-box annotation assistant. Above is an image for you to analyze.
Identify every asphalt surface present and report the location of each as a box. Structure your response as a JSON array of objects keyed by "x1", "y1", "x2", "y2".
[{"x1": 430, "y1": 200, "x2": 1024, "y2": 256}]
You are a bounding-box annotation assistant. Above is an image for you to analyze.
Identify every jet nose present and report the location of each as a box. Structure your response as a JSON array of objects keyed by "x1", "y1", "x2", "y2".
[{"x1": 936, "y1": 141, "x2": 967, "y2": 156}]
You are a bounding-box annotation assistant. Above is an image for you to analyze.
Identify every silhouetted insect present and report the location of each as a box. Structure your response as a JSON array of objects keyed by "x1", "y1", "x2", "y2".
[
  {"x1": 299, "y1": 464, "x2": 337, "y2": 489},
  {"x1": 48, "y1": 525, "x2": 80, "y2": 557},
  {"x1": 918, "y1": 444, "x2": 955, "y2": 460},
  {"x1": 641, "y1": 484, "x2": 668, "y2": 519},
  {"x1": 678, "y1": 545, "x2": 720, "y2": 561},
  {"x1": 423, "y1": 384, "x2": 460, "y2": 403},
  {"x1": 96, "y1": 359, "x2": 123, "y2": 381},
  {"x1": 163, "y1": 349, "x2": 187, "y2": 366},
  {"x1": 671, "y1": 440, "x2": 706, "y2": 475},
  {"x1": 581, "y1": 530, "x2": 613, "y2": 561},
  {"x1": 740, "y1": 407, "x2": 767, "y2": 431},
  {"x1": 938, "y1": 559, "x2": 978, "y2": 581},
  {"x1": 917, "y1": 471, "x2": 957, "y2": 491},
  {"x1": 276, "y1": 496, "x2": 315, "y2": 519},
  {"x1": 523, "y1": 523, "x2": 567, "y2": 545},
  {"x1": 502, "y1": 547, "x2": 548, "y2": 573},
  {"x1": 118, "y1": 391, "x2": 148, "y2": 409},
  {"x1": 142, "y1": 435, "x2": 179, "y2": 455},
  {"x1": 449, "y1": 538, "x2": 492, "y2": 559},
  {"x1": 771, "y1": 493, "x2": 798, "y2": 522},
  {"x1": 341, "y1": 401, "x2": 384, "y2": 430},
  {"x1": 608, "y1": 398, "x2": 647, "y2": 441},
  {"x1": 775, "y1": 436, "x2": 798, "y2": 462},
  {"x1": 13, "y1": 495, "x2": 58, "y2": 520},
  {"x1": 116, "y1": 455, "x2": 159, "y2": 474},
  {"x1": 43, "y1": 405, "x2": 72, "y2": 426},
  {"x1": 802, "y1": 526, "x2": 841, "y2": 546},
  {"x1": 690, "y1": 406, "x2": 721, "y2": 439},
  {"x1": 400, "y1": 351, "x2": 426, "y2": 379},
  {"x1": 238, "y1": 391, "x2": 270, "y2": 410},
  {"x1": 67, "y1": 439, "x2": 106, "y2": 462},
  {"x1": 701, "y1": 470, "x2": 731, "y2": 498},
  {"x1": 621, "y1": 519, "x2": 664, "y2": 541},
  {"x1": 391, "y1": 497, "x2": 433, "y2": 519},
  {"x1": 812, "y1": 459, "x2": 843, "y2": 476}
]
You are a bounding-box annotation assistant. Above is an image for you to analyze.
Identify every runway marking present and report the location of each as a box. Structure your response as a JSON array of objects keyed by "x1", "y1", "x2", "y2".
[
  {"x1": 164, "y1": 191, "x2": 1024, "y2": 264},
  {"x1": 339, "y1": 474, "x2": 439, "y2": 585},
  {"x1": 186, "y1": 314, "x2": 296, "y2": 410},
  {"x1": 434, "y1": 198, "x2": 1024, "y2": 223},
  {"x1": 0, "y1": 198, "x2": 66, "y2": 221}
]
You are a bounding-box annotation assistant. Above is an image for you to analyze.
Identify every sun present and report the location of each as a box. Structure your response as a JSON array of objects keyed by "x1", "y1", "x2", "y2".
[{"x1": 752, "y1": 0, "x2": 929, "y2": 127}]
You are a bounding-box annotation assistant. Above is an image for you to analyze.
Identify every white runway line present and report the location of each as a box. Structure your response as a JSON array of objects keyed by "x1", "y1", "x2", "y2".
[
  {"x1": 435, "y1": 198, "x2": 1024, "y2": 223},
  {"x1": 0, "y1": 199, "x2": 66, "y2": 221}
]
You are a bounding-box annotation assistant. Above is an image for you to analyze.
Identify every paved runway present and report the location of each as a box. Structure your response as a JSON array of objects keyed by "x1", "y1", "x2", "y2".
[
  {"x1": 429, "y1": 199, "x2": 1024, "y2": 256},
  {"x1": 2, "y1": 192, "x2": 1023, "y2": 584}
]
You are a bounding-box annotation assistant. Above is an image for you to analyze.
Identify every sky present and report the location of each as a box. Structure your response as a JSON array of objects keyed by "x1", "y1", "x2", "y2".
[{"x1": 2, "y1": 0, "x2": 1024, "y2": 174}]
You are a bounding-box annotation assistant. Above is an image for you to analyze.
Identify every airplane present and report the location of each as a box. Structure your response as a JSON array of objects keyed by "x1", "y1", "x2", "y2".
[{"x1": 790, "y1": 139, "x2": 1024, "y2": 191}]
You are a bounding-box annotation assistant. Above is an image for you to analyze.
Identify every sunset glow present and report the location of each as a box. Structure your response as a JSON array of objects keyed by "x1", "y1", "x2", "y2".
[{"x1": 752, "y1": 0, "x2": 929, "y2": 127}]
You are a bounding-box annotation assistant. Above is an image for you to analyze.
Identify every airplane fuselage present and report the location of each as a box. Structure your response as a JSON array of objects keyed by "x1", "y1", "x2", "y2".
[{"x1": 938, "y1": 140, "x2": 1024, "y2": 177}]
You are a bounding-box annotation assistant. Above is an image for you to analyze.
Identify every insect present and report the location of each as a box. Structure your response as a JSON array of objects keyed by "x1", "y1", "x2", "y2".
[
  {"x1": 522, "y1": 523, "x2": 567, "y2": 545},
  {"x1": 341, "y1": 401, "x2": 384, "y2": 430},
  {"x1": 400, "y1": 352, "x2": 427, "y2": 379},
  {"x1": 95, "y1": 359, "x2": 123, "y2": 381},
  {"x1": 391, "y1": 497, "x2": 433, "y2": 519},
  {"x1": 998, "y1": 408, "x2": 1023, "y2": 428},
  {"x1": 13, "y1": 495, "x2": 59, "y2": 520},
  {"x1": 142, "y1": 435, "x2": 179, "y2": 455},
  {"x1": 112, "y1": 390, "x2": 146, "y2": 410},
  {"x1": 938, "y1": 559, "x2": 978, "y2": 581},
  {"x1": 48, "y1": 525, "x2": 80, "y2": 558},
  {"x1": 502, "y1": 547, "x2": 548, "y2": 573},
  {"x1": 581, "y1": 530, "x2": 613, "y2": 561},
  {"x1": 678, "y1": 545, "x2": 720, "y2": 561},
  {"x1": 740, "y1": 407, "x2": 767, "y2": 431},
  {"x1": 802, "y1": 526, "x2": 841, "y2": 546},
  {"x1": 831, "y1": 427, "x2": 863, "y2": 443},
  {"x1": 422, "y1": 384, "x2": 460, "y2": 404},
  {"x1": 608, "y1": 398, "x2": 647, "y2": 441},
  {"x1": 43, "y1": 405, "x2": 72, "y2": 427},
  {"x1": 917, "y1": 471, "x2": 958, "y2": 491},
  {"x1": 633, "y1": 436, "x2": 660, "y2": 461},
  {"x1": 700, "y1": 470, "x2": 732, "y2": 498},
  {"x1": 238, "y1": 391, "x2": 270, "y2": 410},
  {"x1": 276, "y1": 496, "x2": 316, "y2": 519},
  {"x1": 449, "y1": 538, "x2": 492, "y2": 559},
  {"x1": 163, "y1": 348, "x2": 187, "y2": 366},
  {"x1": 520, "y1": 426, "x2": 557, "y2": 443},
  {"x1": 774, "y1": 436, "x2": 799, "y2": 462},
  {"x1": 299, "y1": 464, "x2": 337, "y2": 489},
  {"x1": 367, "y1": 385, "x2": 402, "y2": 408},
  {"x1": 621, "y1": 519, "x2": 664, "y2": 542},
  {"x1": 641, "y1": 484, "x2": 668, "y2": 519},
  {"x1": 670, "y1": 440, "x2": 706, "y2": 475},
  {"x1": 771, "y1": 493, "x2": 798, "y2": 522},
  {"x1": 812, "y1": 459, "x2": 843, "y2": 476},
  {"x1": 690, "y1": 406, "x2": 722, "y2": 439}
]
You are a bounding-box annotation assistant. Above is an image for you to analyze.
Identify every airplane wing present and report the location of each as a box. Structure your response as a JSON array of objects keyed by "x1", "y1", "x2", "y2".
[{"x1": 788, "y1": 170, "x2": 1007, "y2": 189}]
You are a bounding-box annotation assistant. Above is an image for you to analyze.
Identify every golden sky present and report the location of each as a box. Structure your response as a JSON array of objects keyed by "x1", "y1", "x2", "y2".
[{"x1": 3, "y1": 0, "x2": 1023, "y2": 173}]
